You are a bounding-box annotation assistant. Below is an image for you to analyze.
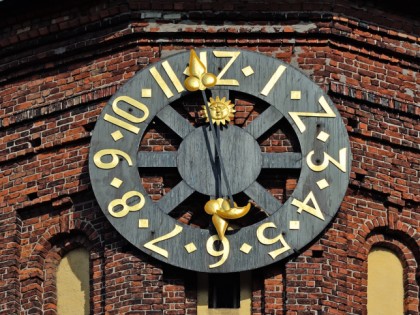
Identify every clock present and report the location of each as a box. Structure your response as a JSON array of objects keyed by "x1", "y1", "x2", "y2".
[{"x1": 89, "y1": 48, "x2": 351, "y2": 273}]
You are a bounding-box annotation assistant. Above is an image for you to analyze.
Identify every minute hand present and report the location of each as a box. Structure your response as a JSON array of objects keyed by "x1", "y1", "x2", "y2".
[{"x1": 201, "y1": 90, "x2": 234, "y2": 207}]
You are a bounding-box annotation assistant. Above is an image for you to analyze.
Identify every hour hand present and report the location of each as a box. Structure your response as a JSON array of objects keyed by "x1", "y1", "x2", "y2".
[{"x1": 184, "y1": 49, "x2": 217, "y2": 91}]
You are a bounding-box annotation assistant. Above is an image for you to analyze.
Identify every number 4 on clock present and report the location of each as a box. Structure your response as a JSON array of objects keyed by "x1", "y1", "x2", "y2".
[{"x1": 291, "y1": 191, "x2": 325, "y2": 221}]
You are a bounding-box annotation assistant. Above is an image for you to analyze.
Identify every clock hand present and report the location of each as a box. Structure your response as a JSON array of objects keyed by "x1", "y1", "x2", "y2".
[
  {"x1": 201, "y1": 90, "x2": 234, "y2": 207},
  {"x1": 184, "y1": 49, "x2": 216, "y2": 91},
  {"x1": 184, "y1": 49, "x2": 234, "y2": 206},
  {"x1": 214, "y1": 122, "x2": 222, "y2": 198}
]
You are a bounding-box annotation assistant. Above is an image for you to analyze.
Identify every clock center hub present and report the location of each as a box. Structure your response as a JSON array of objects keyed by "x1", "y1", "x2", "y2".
[{"x1": 177, "y1": 125, "x2": 262, "y2": 196}]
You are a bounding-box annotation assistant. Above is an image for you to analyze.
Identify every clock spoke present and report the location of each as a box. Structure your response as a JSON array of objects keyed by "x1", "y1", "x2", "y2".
[
  {"x1": 261, "y1": 152, "x2": 302, "y2": 169},
  {"x1": 244, "y1": 181, "x2": 282, "y2": 215},
  {"x1": 137, "y1": 151, "x2": 178, "y2": 168},
  {"x1": 156, "y1": 105, "x2": 195, "y2": 139},
  {"x1": 157, "y1": 180, "x2": 195, "y2": 214},
  {"x1": 245, "y1": 106, "x2": 284, "y2": 140}
]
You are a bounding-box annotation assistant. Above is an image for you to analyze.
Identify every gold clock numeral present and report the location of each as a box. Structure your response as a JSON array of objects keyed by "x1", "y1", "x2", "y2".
[
  {"x1": 150, "y1": 67, "x2": 173, "y2": 98},
  {"x1": 199, "y1": 51, "x2": 208, "y2": 70},
  {"x1": 112, "y1": 96, "x2": 150, "y2": 123},
  {"x1": 184, "y1": 50, "x2": 240, "y2": 86},
  {"x1": 207, "y1": 235, "x2": 230, "y2": 268},
  {"x1": 213, "y1": 51, "x2": 241, "y2": 86},
  {"x1": 306, "y1": 148, "x2": 347, "y2": 173},
  {"x1": 291, "y1": 191, "x2": 325, "y2": 220},
  {"x1": 108, "y1": 190, "x2": 145, "y2": 218},
  {"x1": 260, "y1": 65, "x2": 287, "y2": 96},
  {"x1": 289, "y1": 96, "x2": 336, "y2": 133},
  {"x1": 257, "y1": 222, "x2": 291, "y2": 259},
  {"x1": 104, "y1": 95, "x2": 150, "y2": 134},
  {"x1": 150, "y1": 61, "x2": 185, "y2": 98},
  {"x1": 162, "y1": 61, "x2": 185, "y2": 93},
  {"x1": 104, "y1": 114, "x2": 140, "y2": 134},
  {"x1": 144, "y1": 225, "x2": 183, "y2": 258},
  {"x1": 93, "y1": 149, "x2": 133, "y2": 169}
]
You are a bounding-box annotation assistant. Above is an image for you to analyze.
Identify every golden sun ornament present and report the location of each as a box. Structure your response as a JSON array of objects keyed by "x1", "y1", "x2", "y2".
[{"x1": 201, "y1": 96, "x2": 235, "y2": 126}]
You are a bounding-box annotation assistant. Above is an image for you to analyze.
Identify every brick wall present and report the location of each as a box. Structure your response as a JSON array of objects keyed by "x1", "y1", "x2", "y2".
[{"x1": 0, "y1": 0, "x2": 418, "y2": 314}]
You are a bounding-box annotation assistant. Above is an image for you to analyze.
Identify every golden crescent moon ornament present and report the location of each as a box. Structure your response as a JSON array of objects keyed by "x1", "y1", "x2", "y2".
[{"x1": 204, "y1": 198, "x2": 251, "y2": 240}]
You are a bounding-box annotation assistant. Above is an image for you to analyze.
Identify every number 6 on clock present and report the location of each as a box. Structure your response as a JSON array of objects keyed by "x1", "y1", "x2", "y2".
[{"x1": 207, "y1": 235, "x2": 230, "y2": 268}]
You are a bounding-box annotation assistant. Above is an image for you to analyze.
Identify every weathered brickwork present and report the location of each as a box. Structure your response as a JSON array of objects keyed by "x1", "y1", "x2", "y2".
[{"x1": 0, "y1": 0, "x2": 418, "y2": 314}]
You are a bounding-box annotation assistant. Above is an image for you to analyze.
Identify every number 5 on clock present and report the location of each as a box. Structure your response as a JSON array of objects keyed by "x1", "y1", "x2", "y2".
[{"x1": 257, "y1": 222, "x2": 291, "y2": 259}]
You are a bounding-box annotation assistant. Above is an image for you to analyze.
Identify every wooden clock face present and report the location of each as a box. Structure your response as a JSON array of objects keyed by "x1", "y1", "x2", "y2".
[{"x1": 89, "y1": 49, "x2": 351, "y2": 273}]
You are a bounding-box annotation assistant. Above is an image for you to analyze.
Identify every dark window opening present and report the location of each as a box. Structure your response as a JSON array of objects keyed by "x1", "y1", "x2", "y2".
[
  {"x1": 208, "y1": 273, "x2": 240, "y2": 309},
  {"x1": 27, "y1": 192, "x2": 38, "y2": 201},
  {"x1": 312, "y1": 250, "x2": 323, "y2": 258},
  {"x1": 29, "y1": 138, "x2": 41, "y2": 148},
  {"x1": 348, "y1": 118, "x2": 358, "y2": 129},
  {"x1": 355, "y1": 172, "x2": 365, "y2": 182}
]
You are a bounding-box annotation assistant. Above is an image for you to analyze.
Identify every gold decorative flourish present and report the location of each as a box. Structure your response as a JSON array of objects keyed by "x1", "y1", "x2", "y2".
[
  {"x1": 204, "y1": 198, "x2": 251, "y2": 240},
  {"x1": 201, "y1": 96, "x2": 235, "y2": 126},
  {"x1": 184, "y1": 49, "x2": 217, "y2": 91}
]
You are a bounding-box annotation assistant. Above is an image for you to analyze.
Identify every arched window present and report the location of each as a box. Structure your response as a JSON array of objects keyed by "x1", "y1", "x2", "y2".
[
  {"x1": 368, "y1": 247, "x2": 404, "y2": 315},
  {"x1": 57, "y1": 247, "x2": 90, "y2": 314}
]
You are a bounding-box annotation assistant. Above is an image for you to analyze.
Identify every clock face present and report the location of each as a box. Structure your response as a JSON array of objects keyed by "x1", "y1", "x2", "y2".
[{"x1": 89, "y1": 49, "x2": 351, "y2": 273}]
